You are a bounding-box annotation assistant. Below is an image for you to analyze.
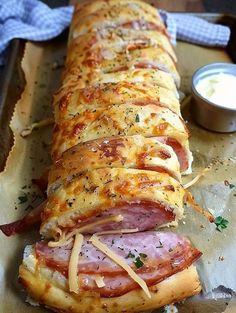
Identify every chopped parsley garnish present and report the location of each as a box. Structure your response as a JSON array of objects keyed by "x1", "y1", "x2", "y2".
[
  {"x1": 125, "y1": 251, "x2": 135, "y2": 259},
  {"x1": 139, "y1": 253, "x2": 147, "y2": 259},
  {"x1": 134, "y1": 256, "x2": 144, "y2": 268},
  {"x1": 18, "y1": 193, "x2": 28, "y2": 204},
  {"x1": 229, "y1": 184, "x2": 235, "y2": 189},
  {"x1": 135, "y1": 114, "x2": 140, "y2": 123},
  {"x1": 214, "y1": 216, "x2": 229, "y2": 232},
  {"x1": 66, "y1": 199, "x2": 74, "y2": 207},
  {"x1": 156, "y1": 240, "x2": 163, "y2": 248}
]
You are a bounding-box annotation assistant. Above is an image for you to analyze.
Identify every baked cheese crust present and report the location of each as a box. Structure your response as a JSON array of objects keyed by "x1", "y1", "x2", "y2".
[{"x1": 41, "y1": 168, "x2": 185, "y2": 238}]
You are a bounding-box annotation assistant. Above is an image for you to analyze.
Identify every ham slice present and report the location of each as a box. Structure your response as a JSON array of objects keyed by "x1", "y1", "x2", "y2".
[
  {"x1": 41, "y1": 167, "x2": 186, "y2": 239},
  {"x1": 155, "y1": 136, "x2": 189, "y2": 172},
  {"x1": 121, "y1": 20, "x2": 168, "y2": 35},
  {"x1": 36, "y1": 231, "x2": 201, "y2": 297},
  {"x1": 0, "y1": 201, "x2": 46, "y2": 236},
  {"x1": 72, "y1": 201, "x2": 175, "y2": 234}
]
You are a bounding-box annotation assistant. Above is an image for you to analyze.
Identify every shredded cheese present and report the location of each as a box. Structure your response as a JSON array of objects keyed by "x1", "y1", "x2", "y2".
[
  {"x1": 95, "y1": 228, "x2": 139, "y2": 236},
  {"x1": 75, "y1": 215, "x2": 123, "y2": 234},
  {"x1": 55, "y1": 227, "x2": 63, "y2": 238},
  {"x1": 68, "y1": 233, "x2": 84, "y2": 293},
  {"x1": 186, "y1": 191, "x2": 214, "y2": 222},
  {"x1": 48, "y1": 215, "x2": 124, "y2": 248},
  {"x1": 20, "y1": 117, "x2": 54, "y2": 137},
  {"x1": 90, "y1": 234, "x2": 151, "y2": 299},
  {"x1": 48, "y1": 233, "x2": 73, "y2": 248},
  {"x1": 94, "y1": 275, "x2": 106, "y2": 288},
  {"x1": 183, "y1": 168, "x2": 210, "y2": 189}
]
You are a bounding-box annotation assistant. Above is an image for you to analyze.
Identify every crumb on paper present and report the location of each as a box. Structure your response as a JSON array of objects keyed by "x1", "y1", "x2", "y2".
[
  {"x1": 51, "y1": 61, "x2": 64, "y2": 70},
  {"x1": 208, "y1": 208, "x2": 215, "y2": 215},
  {"x1": 51, "y1": 61, "x2": 59, "y2": 69},
  {"x1": 163, "y1": 304, "x2": 178, "y2": 313},
  {"x1": 26, "y1": 295, "x2": 39, "y2": 306},
  {"x1": 20, "y1": 117, "x2": 54, "y2": 138}
]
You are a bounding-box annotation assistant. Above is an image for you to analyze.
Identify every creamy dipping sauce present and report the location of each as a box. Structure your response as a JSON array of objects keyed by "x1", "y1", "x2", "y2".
[{"x1": 195, "y1": 73, "x2": 236, "y2": 109}]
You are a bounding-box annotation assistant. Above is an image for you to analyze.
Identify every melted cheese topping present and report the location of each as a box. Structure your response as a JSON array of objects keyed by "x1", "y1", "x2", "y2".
[
  {"x1": 48, "y1": 215, "x2": 123, "y2": 248},
  {"x1": 68, "y1": 233, "x2": 84, "y2": 293},
  {"x1": 20, "y1": 117, "x2": 54, "y2": 138},
  {"x1": 89, "y1": 234, "x2": 151, "y2": 299},
  {"x1": 74, "y1": 215, "x2": 123, "y2": 234},
  {"x1": 185, "y1": 191, "x2": 214, "y2": 222},
  {"x1": 48, "y1": 232, "x2": 73, "y2": 248},
  {"x1": 94, "y1": 275, "x2": 105, "y2": 288},
  {"x1": 183, "y1": 167, "x2": 209, "y2": 189},
  {"x1": 95, "y1": 228, "x2": 139, "y2": 236}
]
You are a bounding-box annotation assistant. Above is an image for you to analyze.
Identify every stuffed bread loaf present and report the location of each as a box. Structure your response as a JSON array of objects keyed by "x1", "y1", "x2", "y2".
[{"x1": 19, "y1": 1, "x2": 201, "y2": 312}]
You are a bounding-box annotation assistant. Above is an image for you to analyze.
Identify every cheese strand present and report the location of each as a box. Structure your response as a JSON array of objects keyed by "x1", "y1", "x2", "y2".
[
  {"x1": 68, "y1": 233, "x2": 84, "y2": 293},
  {"x1": 20, "y1": 117, "x2": 54, "y2": 137},
  {"x1": 48, "y1": 215, "x2": 123, "y2": 247},
  {"x1": 95, "y1": 228, "x2": 139, "y2": 236},
  {"x1": 186, "y1": 191, "x2": 214, "y2": 223},
  {"x1": 183, "y1": 168, "x2": 210, "y2": 189}
]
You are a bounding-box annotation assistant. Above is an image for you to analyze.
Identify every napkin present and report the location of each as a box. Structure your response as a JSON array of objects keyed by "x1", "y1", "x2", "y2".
[
  {"x1": 0, "y1": 0, "x2": 73, "y2": 64},
  {"x1": 160, "y1": 11, "x2": 231, "y2": 47}
]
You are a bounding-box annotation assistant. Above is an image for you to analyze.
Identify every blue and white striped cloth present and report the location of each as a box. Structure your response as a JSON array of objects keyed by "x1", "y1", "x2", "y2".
[
  {"x1": 0, "y1": 0, "x2": 231, "y2": 65},
  {"x1": 160, "y1": 11, "x2": 231, "y2": 47},
  {"x1": 0, "y1": 0, "x2": 73, "y2": 64}
]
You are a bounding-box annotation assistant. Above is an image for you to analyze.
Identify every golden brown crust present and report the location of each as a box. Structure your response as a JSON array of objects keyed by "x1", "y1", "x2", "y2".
[
  {"x1": 41, "y1": 168, "x2": 185, "y2": 238},
  {"x1": 73, "y1": 0, "x2": 162, "y2": 22},
  {"x1": 53, "y1": 81, "x2": 180, "y2": 123},
  {"x1": 19, "y1": 260, "x2": 201, "y2": 313},
  {"x1": 62, "y1": 66, "x2": 178, "y2": 92},
  {"x1": 63, "y1": 0, "x2": 180, "y2": 90},
  {"x1": 71, "y1": 0, "x2": 166, "y2": 37},
  {"x1": 48, "y1": 135, "x2": 181, "y2": 191},
  {"x1": 51, "y1": 104, "x2": 189, "y2": 161},
  {"x1": 67, "y1": 27, "x2": 176, "y2": 65},
  {"x1": 69, "y1": 27, "x2": 176, "y2": 61},
  {"x1": 63, "y1": 30, "x2": 179, "y2": 86}
]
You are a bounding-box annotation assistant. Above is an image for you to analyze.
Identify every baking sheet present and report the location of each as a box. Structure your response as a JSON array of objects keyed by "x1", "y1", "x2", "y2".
[
  {"x1": 176, "y1": 41, "x2": 236, "y2": 292},
  {"x1": 0, "y1": 39, "x2": 25, "y2": 172},
  {"x1": 0, "y1": 16, "x2": 236, "y2": 313},
  {"x1": 0, "y1": 37, "x2": 66, "y2": 313}
]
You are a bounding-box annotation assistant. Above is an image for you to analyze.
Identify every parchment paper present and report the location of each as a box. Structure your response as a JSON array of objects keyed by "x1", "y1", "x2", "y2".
[
  {"x1": 176, "y1": 42, "x2": 236, "y2": 294},
  {"x1": 0, "y1": 38, "x2": 235, "y2": 312},
  {"x1": 0, "y1": 39, "x2": 66, "y2": 313}
]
